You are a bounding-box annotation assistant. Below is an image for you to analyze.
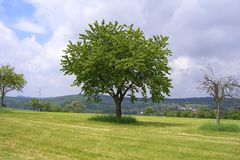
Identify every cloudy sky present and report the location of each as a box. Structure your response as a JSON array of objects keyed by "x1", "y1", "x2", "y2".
[{"x1": 0, "y1": 0, "x2": 239, "y2": 98}]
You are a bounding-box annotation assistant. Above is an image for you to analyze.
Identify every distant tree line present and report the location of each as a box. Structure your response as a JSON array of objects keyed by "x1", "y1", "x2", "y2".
[
  {"x1": 29, "y1": 98, "x2": 85, "y2": 112},
  {"x1": 29, "y1": 97, "x2": 240, "y2": 119},
  {"x1": 142, "y1": 106, "x2": 240, "y2": 120}
]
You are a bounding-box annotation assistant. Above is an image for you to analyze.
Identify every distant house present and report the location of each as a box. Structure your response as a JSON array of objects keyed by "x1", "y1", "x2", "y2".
[{"x1": 177, "y1": 105, "x2": 197, "y2": 112}]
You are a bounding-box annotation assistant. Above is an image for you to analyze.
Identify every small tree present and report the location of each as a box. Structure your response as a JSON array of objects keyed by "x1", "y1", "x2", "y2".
[
  {"x1": 41, "y1": 102, "x2": 51, "y2": 112},
  {"x1": 144, "y1": 106, "x2": 154, "y2": 116},
  {"x1": 29, "y1": 98, "x2": 40, "y2": 111},
  {"x1": 199, "y1": 66, "x2": 240, "y2": 126},
  {"x1": 65, "y1": 101, "x2": 85, "y2": 112},
  {"x1": 0, "y1": 64, "x2": 26, "y2": 107},
  {"x1": 163, "y1": 106, "x2": 169, "y2": 116},
  {"x1": 61, "y1": 20, "x2": 172, "y2": 118}
]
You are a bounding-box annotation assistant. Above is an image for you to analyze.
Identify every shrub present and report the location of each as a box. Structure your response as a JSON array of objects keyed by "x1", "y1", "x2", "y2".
[
  {"x1": 181, "y1": 111, "x2": 193, "y2": 118},
  {"x1": 144, "y1": 106, "x2": 154, "y2": 116},
  {"x1": 167, "y1": 111, "x2": 177, "y2": 117},
  {"x1": 89, "y1": 114, "x2": 137, "y2": 124},
  {"x1": 64, "y1": 101, "x2": 86, "y2": 113},
  {"x1": 0, "y1": 107, "x2": 12, "y2": 113},
  {"x1": 199, "y1": 123, "x2": 240, "y2": 132},
  {"x1": 196, "y1": 107, "x2": 215, "y2": 118},
  {"x1": 176, "y1": 110, "x2": 181, "y2": 117},
  {"x1": 94, "y1": 110, "x2": 102, "y2": 114},
  {"x1": 222, "y1": 109, "x2": 240, "y2": 120},
  {"x1": 163, "y1": 107, "x2": 169, "y2": 116}
]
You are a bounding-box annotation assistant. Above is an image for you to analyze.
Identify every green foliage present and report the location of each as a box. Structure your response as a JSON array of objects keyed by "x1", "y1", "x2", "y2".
[
  {"x1": 61, "y1": 20, "x2": 172, "y2": 117},
  {"x1": 0, "y1": 107, "x2": 12, "y2": 113},
  {"x1": 176, "y1": 110, "x2": 181, "y2": 117},
  {"x1": 94, "y1": 110, "x2": 102, "y2": 114},
  {"x1": 50, "y1": 104, "x2": 63, "y2": 112},
  {"x1": 29, "y1": 98, "x2": 40, "y2": 111},
  {"x1": 64, "y1": 101, "x2": 86, "y2": 113},
  {"x1": 89, "y1": 114, "x2": 137, "y2": 124},
  {"x1": 196, "y1": 107, "x2": 215, "y2": 118},
  {"x1": 159, "y1": 106, "x2": 217, "y2": 119},
  {"x1": 181, "y1": 111, "x2": 193, "y2": 118},
  {"x1": 29, "y1": 98, "x2": 87, "y2": 113},
  {"x1": 166, "y1": 111, "x2": 178, "y2": 117},
  {"x1": 29, "y1": 98, "x2": 62, "y2": 112},
  {"x1": 41, "y1": 102, "x2": 52, "y2": 112},
  {"x1": 199, "y1": 123, "x2": 240, "y2": 132},
  {"x1": 163, "y1": 106, "x2": 169, "y2": 116},
  {"x1": 144, "y1": 106, "x2": 154, "y2": 115},
  {"x1": 222, "y1": 109, "x2": 240, "y2": 120},
  {"x1": 152, "y1": 106, "x2": 240, "y2": 120},
  {"x1": 0, "y1": 64, "x2": 26, "y2": 107}
]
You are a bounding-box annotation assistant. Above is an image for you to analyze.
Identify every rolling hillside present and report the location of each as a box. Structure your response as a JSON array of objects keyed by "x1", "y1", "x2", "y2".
[{"x1": 4, "y1": 95, "x2": 240, "y2": 114}]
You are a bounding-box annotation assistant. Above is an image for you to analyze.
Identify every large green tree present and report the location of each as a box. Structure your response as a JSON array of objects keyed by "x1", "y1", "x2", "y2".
[
  {"x1": 0, "y1": 64, "x2": 26, "y2": 107},
  {"x1": 61, "y1": 20, "x2": 172, "y2": 117}
]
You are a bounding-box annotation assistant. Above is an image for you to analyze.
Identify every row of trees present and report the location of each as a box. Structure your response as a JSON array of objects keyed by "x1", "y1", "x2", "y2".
[
  {"x1": 28, "y1": 98, "x2": 240, "y2": 120},
  {"x1": 143, "y1": 106, "x2": 240, "y2": 119},
  {"x1": 29, "y1": 98, "x2": 85, "y2": 112}
]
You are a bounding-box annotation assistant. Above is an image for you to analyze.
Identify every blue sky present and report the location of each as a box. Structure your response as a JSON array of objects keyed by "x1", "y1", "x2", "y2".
[
  {"x1": 0, "y1": 0, "x2": 240, "y2": 98},
  {"x1": 1, "y1": 0, "x2": 34, "y2": 21},
  {"x1": 0, "y1": 0, "x2": 50, "y2": 43}
]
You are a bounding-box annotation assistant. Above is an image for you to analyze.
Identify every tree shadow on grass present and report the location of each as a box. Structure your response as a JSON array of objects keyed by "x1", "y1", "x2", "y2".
[
  {"x1": 136, "y1": 121, "x2": 188, "y2": 128},
  {"x1": 88, "y1": 114, "x2": 189, "y2": 127}
]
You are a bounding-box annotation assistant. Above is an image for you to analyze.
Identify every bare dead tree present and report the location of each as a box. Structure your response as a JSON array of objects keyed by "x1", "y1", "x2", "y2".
[{"x1": 199, "y1": 65, "x2": 240, "y2": 126}]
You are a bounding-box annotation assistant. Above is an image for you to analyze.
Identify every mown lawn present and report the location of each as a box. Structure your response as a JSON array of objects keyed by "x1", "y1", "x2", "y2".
[{"x1": 0, "y1": 109, "x2": 239, "y2": 160}]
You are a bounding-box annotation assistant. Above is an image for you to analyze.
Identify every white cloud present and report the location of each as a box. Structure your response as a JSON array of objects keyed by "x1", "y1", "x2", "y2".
[
  {"x1": 24, "y1": 25, "x2": 81, "y2": 97},
  {"x1": 26, "y1": 0, "x2": 147, "y2": 31},
  {"x1": 0, "y1": 21, "x2": 79, "y2": 97},
  {"x1": 170, "y1": 57, "x2": 194, "y2": 81},
  {"x1": 0, "y1": 21, "x2": 41, "y2": 65},
  {"x1": 15, "y1": 18, "x2": 46, "y2": 34},
  {"x1": 169, "y1": 56, "x2": 205, "y2": 97},
  {"x1": 0, "y1": 21, "x2": 43, "y2": 96}
]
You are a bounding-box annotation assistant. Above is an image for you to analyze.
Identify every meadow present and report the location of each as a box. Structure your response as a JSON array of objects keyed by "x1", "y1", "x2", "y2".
[{"x1": 0, "y1": 109, "x2": 239, "y2": 160}]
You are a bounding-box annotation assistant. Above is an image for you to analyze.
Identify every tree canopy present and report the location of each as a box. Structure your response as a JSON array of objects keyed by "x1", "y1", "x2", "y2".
[
  {"x1": 0, "y1": 64, "x2": 26, "y2": 107},
  {"x1": 61, "y1": 20, "x2": 172, "y2": 117}
]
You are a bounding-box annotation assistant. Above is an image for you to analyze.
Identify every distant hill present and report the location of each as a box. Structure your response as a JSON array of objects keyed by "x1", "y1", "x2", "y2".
[{"x1": 4, "y1": 95, "x2": 240, "y2": 114}]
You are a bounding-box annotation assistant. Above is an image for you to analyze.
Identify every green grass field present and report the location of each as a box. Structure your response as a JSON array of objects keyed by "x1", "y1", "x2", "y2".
[{"x1": 0, "y1": 109, "x2": 239, "y2": 160}]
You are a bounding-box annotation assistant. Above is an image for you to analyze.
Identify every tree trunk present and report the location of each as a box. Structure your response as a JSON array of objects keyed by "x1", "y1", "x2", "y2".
[
  {"x1": 115, "y1": 101, "x2": 122, "y2": 118},
  {"x1": 114, "y1": 96, "x2": 122, "y2": 118},
  {"x1": 0, "y1": 95, "x2": 4, "y2": 107},
  {"x1": 216, "y1": 102, "x2": 220, "y2": 126}
]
